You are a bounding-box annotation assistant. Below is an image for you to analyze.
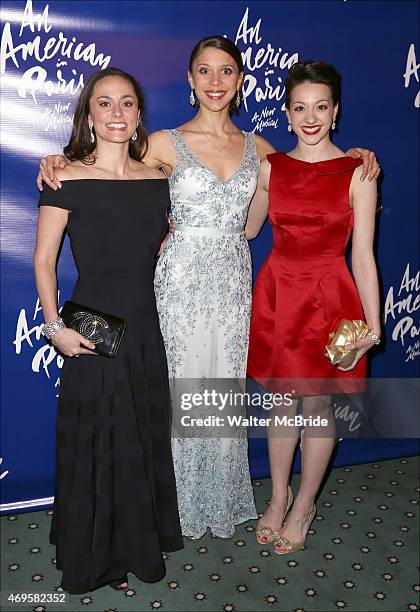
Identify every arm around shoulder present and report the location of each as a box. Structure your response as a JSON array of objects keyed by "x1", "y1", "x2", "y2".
[{"x1": 38, "y1": 164, "x2": 80, "y2": 208}]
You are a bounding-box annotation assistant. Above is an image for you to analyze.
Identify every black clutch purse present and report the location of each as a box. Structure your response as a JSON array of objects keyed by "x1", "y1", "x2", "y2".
[{"x1": 60, "y1": 301, "x2": 127, "y2": 358}]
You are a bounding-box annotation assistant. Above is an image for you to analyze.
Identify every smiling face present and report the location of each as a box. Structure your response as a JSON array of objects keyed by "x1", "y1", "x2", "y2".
[
  {"x1": 286, "y1": 82, "x2": 338, "y2": 146},
  {"x1": 88, "y1": 75, "x2": 139, "y2": 143},
  {"x1": 188, "y1": 46, "x2": 243, "y2": 113}
]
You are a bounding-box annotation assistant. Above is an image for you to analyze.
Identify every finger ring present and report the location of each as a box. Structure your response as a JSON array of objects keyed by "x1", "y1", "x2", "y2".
[{"x1": 75, "y1": 354, "x2": 80, "y2": 358}]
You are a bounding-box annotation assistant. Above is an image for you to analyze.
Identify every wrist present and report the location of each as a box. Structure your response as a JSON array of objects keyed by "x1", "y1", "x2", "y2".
[
  {"x1": 366, "y1": 320, "x2": 381, "y2": 335},
  {"x1": 367, "y1": 329, "x2": 381, "y2": 345},
  {"x1": 42, "y1": 316, "x2": 66, "y2": 340}
]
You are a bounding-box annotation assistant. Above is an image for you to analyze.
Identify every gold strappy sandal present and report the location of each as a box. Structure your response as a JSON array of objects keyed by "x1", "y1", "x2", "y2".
[
  {"x1": 273, "y1": 504, "x2": 317, "y2": 555},
  {"x1": 256, "y1": 485, "x2": 293, "y2": 545}
]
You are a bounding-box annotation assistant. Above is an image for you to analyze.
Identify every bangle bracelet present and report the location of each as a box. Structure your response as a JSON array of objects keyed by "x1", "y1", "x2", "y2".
[
  {"x1": 367, "y1": 330, "x2": 381, "y2": 345},
  {"x1": 42, "y1": 316, "x2": 65, "y2": 340}
]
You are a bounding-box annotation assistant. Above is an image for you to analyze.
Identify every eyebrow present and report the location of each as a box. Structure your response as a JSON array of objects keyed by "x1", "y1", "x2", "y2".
[
  {"x1": 292, "y1": 99, "x2": 330, "y2": 104},
  {"x1": 96, "y1": 94, "x2": 135, "y2": 100},
  {"x1": 197, "y1": 62, "x2": 235, "y2": 67}
]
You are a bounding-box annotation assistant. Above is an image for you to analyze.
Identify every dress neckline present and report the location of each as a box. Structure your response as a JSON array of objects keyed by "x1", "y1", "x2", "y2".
[
  {"x1": 283, "y1": 152, "x2": 349, "y2": 164},
  {"x1": 276, "y1": 152, "x2": 363, "y2": 176},
  {"x1": 173, "y1": 129, "x2": 248, "y2": 184},
  {"x1": 56, "y1": 178, "x2": 168, "y2": 183}
]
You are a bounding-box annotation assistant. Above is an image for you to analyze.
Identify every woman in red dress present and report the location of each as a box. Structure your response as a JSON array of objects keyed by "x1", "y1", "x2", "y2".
[{"x1": 246, "y1": 61, "x2": 381, "y2": 554}]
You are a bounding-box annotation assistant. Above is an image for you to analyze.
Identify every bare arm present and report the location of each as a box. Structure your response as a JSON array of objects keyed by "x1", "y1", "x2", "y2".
[
  {"x1": 346, "y1": 147, "x2": 380, "y2": 181},
  {"x1": 142, "y1": 130, "x2": 175, "y2": 174},
  {"x1": 37, "y1": 155, "x2": 69, "y2": 191},
  {"x1": 245, "y1": 159, "x2": 270, "y2": 240},
  {"x1": 351, "y1": 167, "x2": 381, "y2": 333},
  {"x1": 338, "y1": 166, "x2": 380, "y2": 370},
  {"x1": 36, "y1": 130, "x2": 177, "y2": 189},
  {"x1": 254, "y1": 134, "x2": 276, "y2": 161},
  {"x1": 34, "y1": 206, "x2": 95, "y2": 356}
]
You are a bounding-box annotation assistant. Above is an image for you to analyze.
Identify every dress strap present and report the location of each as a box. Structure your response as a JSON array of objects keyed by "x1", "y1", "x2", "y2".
[
  {"x1": 244, "y1": 131, "x2": 258, "y2": 164},
  {"x1": 241, "y1": 132, "x2": 260, "y2": 173},
  {"x1": 164, "y1": 129, "x2": 194, "y2": 163}
]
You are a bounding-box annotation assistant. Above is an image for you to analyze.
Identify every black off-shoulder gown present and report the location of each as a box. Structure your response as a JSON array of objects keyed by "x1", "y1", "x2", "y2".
[{"x1": 39, "y1": 179, "x2": 183, "y2": 594}]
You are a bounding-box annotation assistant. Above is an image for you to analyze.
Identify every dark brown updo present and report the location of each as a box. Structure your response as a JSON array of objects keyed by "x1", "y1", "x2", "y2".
[
  {"x1": 188, "y1": 35, "x2": 244, "y2": 114},
  {"x1": 64, "y1": 67, "x2": 148, "y2": 164},
  {"x1": 285, "y1": 61, "x2": 341, "y2": 109}
]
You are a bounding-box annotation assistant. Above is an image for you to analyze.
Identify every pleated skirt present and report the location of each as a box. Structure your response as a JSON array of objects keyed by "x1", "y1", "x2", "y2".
[{"x1": 50, "y1": 306, "x2": 183, "y2": 593}]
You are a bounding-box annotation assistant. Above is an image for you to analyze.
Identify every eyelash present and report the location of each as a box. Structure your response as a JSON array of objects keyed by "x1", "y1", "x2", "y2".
[
  {"x1": 293, "y1": 104, "x2": 329, "y2": 112},
  {"x1": 198, "y1": 68, "x2": 233, "y2": 75},
  {"x1": 98, "y1": 101, "x2": 134, "y2": 107}
]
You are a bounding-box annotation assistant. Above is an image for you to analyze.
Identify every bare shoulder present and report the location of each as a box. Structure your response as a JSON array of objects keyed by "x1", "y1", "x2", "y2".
[
  {"x1": 259, "y1": 158, "x2": 271, "y2": 187},
  {"x1": 351, "y1": 164, "x2": 377, "y2": 199},
  {"x1": 54, "y1": 161, "x2": 91, "y2": 181},
  {"x1": 130, "y1": 160, "x2": 167, "y2": 180},
  {"x1": 147, "y1": 130, "x2": 173, "y2": 157},
  {"x1": 254, "y1": 134, "x2": 276, "y2": 160},
  {"x1": 148, "y1": 130, "x2": 172, "y2": 146},
  {"x1": 174, "y1": 120, "x2": 197, "y2": 134},
  {"x1": 352, "y1": 164, "x2": 364, "y2": 180},
  {"x1": 144, "y1": 130, "x2": 175, "y2": 169}
]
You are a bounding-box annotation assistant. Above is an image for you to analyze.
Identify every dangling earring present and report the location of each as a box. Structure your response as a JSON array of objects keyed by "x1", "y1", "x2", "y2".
[
  {"x1": 287, "y1": 121, "x2": 292, "y2": 133},
  {"x1": 235, "y1": 90, "x2": 241, "y2": 109},
  {"x1": 331, "y1": 120, "x2": 336, "y2": 130},
  {"x1": 189, "y1": 89, "x2": 196, "y2": 106},
  {"x1": 89, "y1": 123, "x2": 95, "y2": 143},
  {"x1": 131, "y1": 115, "x2": 140, "y2": 140}
]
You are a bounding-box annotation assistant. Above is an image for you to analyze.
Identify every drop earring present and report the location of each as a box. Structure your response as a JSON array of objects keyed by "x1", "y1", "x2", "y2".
[
  {"x1": 131, "y1": 115, "x2": 140, "y2": 140},
  {"x1": 287, "y1": 122, "x2": 292, "y2": 133},
  {"x1": 189, "y1": 89, "x2": 196, "y2": 106},
  {"x1": 331, "y1": 120, "x2": 336, "y2": 130},
  {"x1": 89, "y1": 123, "x2": 95, "y2": 143},
  {"x1": 235, "y1": 90, "x2": 241, "y2": 109}
]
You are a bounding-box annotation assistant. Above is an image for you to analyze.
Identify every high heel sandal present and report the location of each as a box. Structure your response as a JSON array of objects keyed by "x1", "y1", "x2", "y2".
[
  {"x1": 256, "y1": 485, "x2": 293, "y2": 544},
  {"x1": 108, "y1": 574, "x2": 128, "y2": 590},
  {"x1": 273, "y1": 504, "x2": 316, "y2": 555}
]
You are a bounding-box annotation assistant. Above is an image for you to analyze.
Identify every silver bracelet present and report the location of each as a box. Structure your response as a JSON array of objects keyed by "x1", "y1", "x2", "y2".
[{"x1": 42, "y1": 316, "x2": 65, "y2": 340}]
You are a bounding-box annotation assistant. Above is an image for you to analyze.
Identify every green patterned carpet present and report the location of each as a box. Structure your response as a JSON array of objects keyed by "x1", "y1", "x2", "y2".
[{"x1": 1, "y1": 457, "x2": 419, "y2": 612}]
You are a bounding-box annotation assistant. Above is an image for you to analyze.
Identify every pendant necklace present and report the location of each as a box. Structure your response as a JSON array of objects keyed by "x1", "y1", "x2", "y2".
[{"x1": 195, "y1": 119, "x2": 234, "y2": 156}]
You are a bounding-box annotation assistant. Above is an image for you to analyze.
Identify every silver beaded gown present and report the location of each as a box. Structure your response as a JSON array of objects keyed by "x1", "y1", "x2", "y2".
[{"x1": 154, "y1": 129, "x2": 259, "y2": 539}]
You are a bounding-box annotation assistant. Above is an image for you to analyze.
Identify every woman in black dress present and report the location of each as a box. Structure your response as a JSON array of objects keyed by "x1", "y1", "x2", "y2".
[{"x1": 34, "y1": 67, "x2": 183, "y2": 594}]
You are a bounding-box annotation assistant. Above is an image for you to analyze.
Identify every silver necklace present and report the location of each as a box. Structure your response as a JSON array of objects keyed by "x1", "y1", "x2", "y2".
[{"x1": 194, "y1": 119, "x2": 234, "y2": 156}]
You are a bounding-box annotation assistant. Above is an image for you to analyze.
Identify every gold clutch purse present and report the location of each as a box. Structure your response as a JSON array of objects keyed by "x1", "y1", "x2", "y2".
[{"x1": 325, "y1": 319, "x2": 369, "y2": 368}]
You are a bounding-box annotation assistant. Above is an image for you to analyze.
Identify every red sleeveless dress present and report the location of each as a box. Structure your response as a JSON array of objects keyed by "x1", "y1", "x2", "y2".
[{"x1": 247, "y1": 152, "x2": 366, "y2": 395}]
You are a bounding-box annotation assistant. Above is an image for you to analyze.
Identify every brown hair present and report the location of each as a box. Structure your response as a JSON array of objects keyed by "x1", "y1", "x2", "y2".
[
  {"x1": 285, "y1": 61, "x2": 341, "y2": 109},
  {"x1": 188, "y1": 35, "x2": 244, "y2": 114},
  {"x1": 63, "y1": 67, "x2": 148, "y2": 163}
]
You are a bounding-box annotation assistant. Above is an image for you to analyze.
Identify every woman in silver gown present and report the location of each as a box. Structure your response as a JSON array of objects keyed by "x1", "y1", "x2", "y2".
[{"x1": 150, "y1": 37, "x2": 271, "y2": 538}]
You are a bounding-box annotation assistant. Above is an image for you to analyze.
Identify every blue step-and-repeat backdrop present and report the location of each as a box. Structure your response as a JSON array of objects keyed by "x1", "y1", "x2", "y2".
[{"x1": 1, "y1": 1, "x2": 419, "y2": 512}]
